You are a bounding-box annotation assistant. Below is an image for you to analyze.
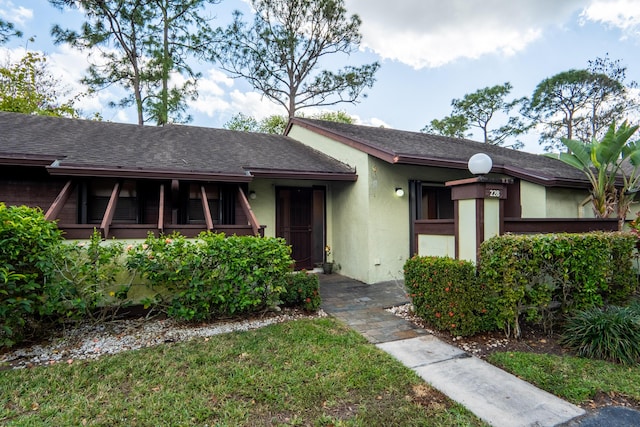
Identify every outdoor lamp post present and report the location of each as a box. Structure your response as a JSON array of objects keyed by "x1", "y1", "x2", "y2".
[
  {"x1": 445, "y1": 153, "x2": 511, "y2": 263},
  {"x1": 467, "y1": 153, "x2": 492, "y2": 176}
]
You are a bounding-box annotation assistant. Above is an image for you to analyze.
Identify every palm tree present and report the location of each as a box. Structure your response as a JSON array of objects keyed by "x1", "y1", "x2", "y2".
[{"x1": 552, "y1": 121, "x2": 640, "y2": 230}]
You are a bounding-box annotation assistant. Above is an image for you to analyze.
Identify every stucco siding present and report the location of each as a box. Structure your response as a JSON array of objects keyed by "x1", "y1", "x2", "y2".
[
  {"x1": 521, "y1": 181, "x2": 595, "y2": 219},
  {"x1": 288, "y1": 124, "x2": 372, "y2": 282},
  {"x1": 248, "y1": 180, "x2": 277, "y2": 238},
  {"x1": 418, "y1": 235, "x2": 455, "y2": 257},
  {"x1": 520, "y1": 181, "x2": 547, "y2": 218},
  {"x1": 484, "y1": 198, "x2": 501, "y2": 239},
  {"x1": 546, "y1": 187, "x2": 595, "y2": 218},
  {"x1": 366, "y1": 158, "x2": 410, "y2": 283},
  {"x1": 458, "y1": 199, "x2": 477, "y2": 262}
]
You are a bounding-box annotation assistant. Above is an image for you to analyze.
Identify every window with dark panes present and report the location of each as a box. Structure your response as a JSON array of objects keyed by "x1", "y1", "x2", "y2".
[
  {"x1": 85, "y1": 180, "x2": 138, "y2": 224},
  {"x1": 421, "y1": 185, "x2": 454, "y2": 219},
  {"x1": 186, "y1": 183, "x2": 220, "y2": 224}
]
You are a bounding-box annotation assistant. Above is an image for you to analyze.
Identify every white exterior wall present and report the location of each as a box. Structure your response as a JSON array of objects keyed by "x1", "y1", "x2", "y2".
[
  {"x1": 484, "y1": 198, "x2": 501, "y2": 239},
  {"x1": 520, "y1": 181, "x2": 547, "y2": 218},
  {"x1": 418, "y1": 235, "x2": 455, "y2": 257},
  {"x1": 458, "y1": 199, "x2": 477, "y2": 262}
]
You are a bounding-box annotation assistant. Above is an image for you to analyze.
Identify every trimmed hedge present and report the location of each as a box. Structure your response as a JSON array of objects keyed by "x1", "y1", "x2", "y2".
[
  {"x1": 405, "y1": 232, "x2": 637, "y2": 339},
  {"x1": 126, "y1": 232, "x2": 294, "y2": 321},
  {"x1": 478, "y1": 232, "x2": 637, "y2": 337},
  {"x1": 404, "y1": 255, "x2": 490, "y2": 336},
  {"x1": 281, "y1": 270, "x2": 321, "y2": 312}
]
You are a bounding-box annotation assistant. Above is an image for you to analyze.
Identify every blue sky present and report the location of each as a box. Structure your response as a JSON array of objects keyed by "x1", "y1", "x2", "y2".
[{"x1": 1, "y1": 0, "x2": 640, "y2": 153}]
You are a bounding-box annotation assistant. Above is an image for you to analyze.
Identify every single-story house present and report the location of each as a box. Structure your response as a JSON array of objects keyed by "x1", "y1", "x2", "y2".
[{"x1": 0, "y1": 112, "x2": 618, "y2": 284}]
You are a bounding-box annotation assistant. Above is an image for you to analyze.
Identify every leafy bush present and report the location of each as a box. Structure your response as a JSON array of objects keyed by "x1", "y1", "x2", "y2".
[
  {"x1": 0, "y1": 203, "x2": 63, "y2": 280},
  {"x1": 282, "y1": 270, "x2": 321, "y2": 311},
  {"x1": 0, "y1": 267, "x2": 36, "y2": 348},
  {"x1": 0, "y1": 203, "x2": 64, "y2": 347},
  {"x1": 479, "y1": 232, "x2": 636, "y2": 337},
  {"x1": 560, "y1": 305, "x2": 640, "y2": 365},
  {"x1": 47, "y1": 230, "x2": 133, "y2": 321},
  {"x1": 404, "y1": 255, "x2": 490, "y2": 336},
  {"x1": 127, "y1": 232, "x2": 293, "y2": 320}
]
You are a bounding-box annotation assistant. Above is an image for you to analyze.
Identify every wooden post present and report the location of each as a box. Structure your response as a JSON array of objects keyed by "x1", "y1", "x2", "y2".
[
  {"x1": 45, "y1": 180, "x2": 74, "y2": 221},
  {"x1": 101, "y1": 181, "x2": 121, "y2": 238},
  {"x1": 446, "y1": 177, "x2": 512, "y2": 263}
]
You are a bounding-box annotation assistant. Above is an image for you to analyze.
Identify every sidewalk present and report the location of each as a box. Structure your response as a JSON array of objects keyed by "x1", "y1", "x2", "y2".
[{"x1": 318, "y1": 274, "x2": 639, "y2": 427}]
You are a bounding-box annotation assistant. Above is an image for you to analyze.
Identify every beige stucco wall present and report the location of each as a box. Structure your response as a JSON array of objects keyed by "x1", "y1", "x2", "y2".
[
  {"x1": 287, "y1": 124, "x2": 373, "y2": 282},
  {"x1": 546, "y1": 187, "x2": 595, "y2": 218},
  {"x1": 418, "y1": 235, "x2": 455, "y2": 257},
  {"x1": 458, "y1": 199, "x2": 477, "y2": 262},
  {"x1": 520, "y1": 181, "x2": 547, "y2": 218},
  {"x1": 521, "y1": 181, "x2": 595, "y2": 219},
  {"x1": 247, "y1": 180, "x2": 277, "y2": 237},
  {"x1": 484, "y1": 198, "x2": 501, "y2": 240},
  {"x1": 365, "y1": 157, "x2": 411, "y2": 283}
]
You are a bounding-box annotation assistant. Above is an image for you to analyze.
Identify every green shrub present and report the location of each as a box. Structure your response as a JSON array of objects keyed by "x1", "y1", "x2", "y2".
[
  {"x1": 47, "y1": 230, "x2": 133, "y2": 321},
  {"x1": 126, "y1": 232, "x2": 293, "y2": 321},
  {"x1": 0, "y1": 267, "x2": 36, "y2": 348},
  {"x1": 282, "y1": 271, "x2": 321, "y2": 311},
  {"x1": 560, "y1": 305, "x2": 640, "y2": 365},
  {"x1": 0, "y1": 203, "x2": 64, "y2": 348},
  {"x1": 479, "y1": 232, "x2": 637, "y2": 337},
  {"x1": 403, "y1": 255, "x2": 490, "y2": 336},
  {"x1": 0, "y1": 203, "x2": 63, "y2": 280}
]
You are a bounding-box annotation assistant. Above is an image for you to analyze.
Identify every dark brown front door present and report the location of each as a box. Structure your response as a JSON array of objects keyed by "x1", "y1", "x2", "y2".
[{"x1": 276, "y1": 187, "x2": 324, "y2": 270}]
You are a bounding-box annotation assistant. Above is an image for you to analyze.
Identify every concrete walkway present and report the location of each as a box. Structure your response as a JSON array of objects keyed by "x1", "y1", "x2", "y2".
[{"x1": 318, "y1": 274, "x2": 637, "y2": 427}]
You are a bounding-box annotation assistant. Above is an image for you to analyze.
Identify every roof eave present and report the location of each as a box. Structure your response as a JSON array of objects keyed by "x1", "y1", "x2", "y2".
[
  {"x1": 247, "y1": 168, "x2": 358, "y2": 182},
  {"x1": 46, "y1": 164, "x2": 253, "y2": 182},
  {"x1": 392, "y1": 154, "x2": 591, "y2": 188},
  {"x1": 288, "y1": 118, "x2": 397, "y2": 163},
  {"x1": 0, "y1": 154, "x2": 63, "y2": 167}
]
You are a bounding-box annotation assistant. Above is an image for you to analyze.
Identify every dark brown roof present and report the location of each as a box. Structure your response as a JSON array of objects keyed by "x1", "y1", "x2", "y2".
[
  {"x1": 289, "y1": 118, "x2": 590, "y2": 187},
  {"x1": 0, "y1": 112, "x2": 356, "y2": 181}
]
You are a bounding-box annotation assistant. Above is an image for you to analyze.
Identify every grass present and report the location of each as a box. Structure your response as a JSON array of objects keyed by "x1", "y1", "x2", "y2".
[
  {"x1": 0, "y1": 318, "x2": 486, "y2": 426},
  {"x1": 488, "y1": 351, "x2": 640, "y2": 405}
]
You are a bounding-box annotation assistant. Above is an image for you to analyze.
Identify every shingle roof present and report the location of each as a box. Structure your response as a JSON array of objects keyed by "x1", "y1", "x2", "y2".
[
  {"x1": 289, "y1": 118, "x2": 590, "y2": 187},
  {"x1": 0, "y1": 112, "x2": 356, "y2": 181}
]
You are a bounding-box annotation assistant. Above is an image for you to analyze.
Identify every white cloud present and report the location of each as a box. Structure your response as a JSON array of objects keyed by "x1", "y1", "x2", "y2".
[
  {"x1": 580, "y1": 0, "x2": 640, "y2": 37},
  {"x1": 345, "y1": 0, "x2": 584, "y2": 69},
  {"x1": 188, "y1": 67, "x2": 283, "y2": 123},
  {"x1": 228, "y1": 89, "x2": 283, "y2": 119},
  {"x1": 364, "y1": 117, "x2": 390, "y2": 128},
  {"x1": 0, "y1": 1, "x2": 33, "y2": 26},
  {"x1": 47, "y1": 44, "x2": 121, "y2": 114}
]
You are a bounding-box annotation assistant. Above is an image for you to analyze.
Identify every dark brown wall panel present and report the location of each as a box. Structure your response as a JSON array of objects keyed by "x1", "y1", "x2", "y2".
[{"x1": 1, "y1": 177, "x2": 79, "y2": 224}]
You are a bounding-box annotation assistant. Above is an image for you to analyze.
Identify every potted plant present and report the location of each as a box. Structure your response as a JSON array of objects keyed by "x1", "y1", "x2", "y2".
[{"x1": 323, "y1": 245, "x2": 334, "y2": 274}]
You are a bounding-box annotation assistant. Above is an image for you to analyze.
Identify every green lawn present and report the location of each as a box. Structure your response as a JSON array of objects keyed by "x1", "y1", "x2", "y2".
[
  {"x1": 488, "y1": 352, "x2": 640, "y2": 405},
  {"x1": 0, "y1": 318, "x2": 486, "y2": 426}
]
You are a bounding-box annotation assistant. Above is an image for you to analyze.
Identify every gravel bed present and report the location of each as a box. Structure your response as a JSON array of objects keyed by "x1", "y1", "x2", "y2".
[
  {"x1": 387, "y1": 303, "x2": 512, "y2": 357},
  {"x1": 1, "y1": 309, "x2": 327, "y2": 369}
]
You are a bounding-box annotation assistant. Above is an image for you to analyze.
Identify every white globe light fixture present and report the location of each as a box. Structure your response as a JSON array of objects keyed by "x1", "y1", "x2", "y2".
[{"x1": 468, "y1": 153, "x2": 492, "y2": 176}]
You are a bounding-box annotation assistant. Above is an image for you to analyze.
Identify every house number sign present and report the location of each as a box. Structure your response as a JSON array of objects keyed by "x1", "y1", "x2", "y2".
[{"x1": 487, "y1": 189, "x2": 501, "y2": 198}]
